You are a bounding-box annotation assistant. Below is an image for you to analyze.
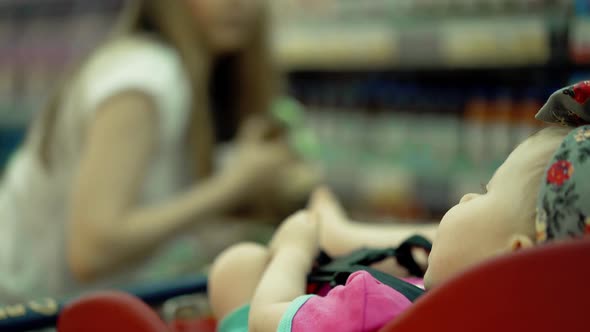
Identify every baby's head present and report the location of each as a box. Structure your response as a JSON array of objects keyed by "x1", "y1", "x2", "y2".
[
  {"x1": 424, "y1": 81, "x2": 590, "y2": 289},
  {"x1": 424, "y1": 126, "x2": 571, "y2": 289}
]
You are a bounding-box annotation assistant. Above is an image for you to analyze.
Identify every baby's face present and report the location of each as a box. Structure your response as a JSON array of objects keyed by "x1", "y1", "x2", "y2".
[{"x1": 424, "y1": 140, "x2": 540, "y2": 289}]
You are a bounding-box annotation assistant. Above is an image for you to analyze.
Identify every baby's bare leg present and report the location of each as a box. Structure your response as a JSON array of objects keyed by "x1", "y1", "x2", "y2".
[
  {"x1": 209, "y1": 242, "x2": 270, "y2": 319},
  {"x1": 311, "y1": 188, "x2": 438, "y2": 266}
]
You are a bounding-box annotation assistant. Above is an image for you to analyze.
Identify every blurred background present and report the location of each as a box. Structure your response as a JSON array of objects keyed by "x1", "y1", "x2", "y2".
[{"x1": 0, "y1": 0, "x2": 588, "y2": 225}]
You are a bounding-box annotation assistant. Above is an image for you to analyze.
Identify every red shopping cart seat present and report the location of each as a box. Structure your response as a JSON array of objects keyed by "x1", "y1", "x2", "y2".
[
  {"x1": 58, "y1": 240, "x2": 590, "y2": 332},
  {"x1": 380, "y1": 238, "x2": 590, "y2": 332},
  {"x1": 58, "y1": 291, "x2": 169, "y2": 332}
]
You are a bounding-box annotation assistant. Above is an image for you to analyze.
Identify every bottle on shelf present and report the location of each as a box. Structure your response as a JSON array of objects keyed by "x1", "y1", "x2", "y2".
[
  {"x1": 463, "y1": 90, "x2": 490, "y2": 168},
  {"x1": 488, "y1": 89, "x2": 514, "y2": 165},
  {"x1": 512, "y1": 89, "x2": 544, "y2": 144}
]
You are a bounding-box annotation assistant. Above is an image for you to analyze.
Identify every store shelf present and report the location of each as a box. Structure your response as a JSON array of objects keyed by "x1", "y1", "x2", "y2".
[
  {"x1": 273, "y1": 22, "x2": 398, "y2": 71},
  {"x1": 0, "y1": 1, "x2": 560, "y2": 72},
  {"x1": 274, "y1": 16, "x2": 552, "y2": 71},
  {"x1": 570, "y1": 16, "x2": 590, "y2": 64},
  {"x1": 0, "y1": 0, "x2": 121, "y2": 19}
]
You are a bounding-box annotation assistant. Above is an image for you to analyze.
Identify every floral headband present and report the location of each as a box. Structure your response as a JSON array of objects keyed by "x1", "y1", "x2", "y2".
[
  {"x1": 536, "y1": 81, "x2": 590, "y2": 126},
  {"x1": 535, "y1": 81, "x2": 590, "y2": 242}
]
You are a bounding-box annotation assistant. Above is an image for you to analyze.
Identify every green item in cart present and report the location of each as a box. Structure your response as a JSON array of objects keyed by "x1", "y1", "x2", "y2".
[
  {"x1": 272, "y1": 97, "x2": 322, "y2": 159},
  {"x1": 272, "y1": 97, "x2": 306, "y2": 126}
]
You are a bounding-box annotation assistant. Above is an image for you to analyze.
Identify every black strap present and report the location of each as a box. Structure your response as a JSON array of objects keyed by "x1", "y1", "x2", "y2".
[
  {"x1": 396, "y1": 235, "x2": 432, "y2": 278},
  {"x1": 308, "y1": 235, "x2": 432, "y2": 302},
  {"x1": 313, "y1": 235, "x2": 431, "y2": 277}
]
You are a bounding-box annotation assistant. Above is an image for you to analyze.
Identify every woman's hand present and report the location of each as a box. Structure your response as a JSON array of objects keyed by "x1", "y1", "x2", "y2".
[
  {"x1": 272, "y1": 162, "x2": 323, "y2": 211},
  {"x1": 225, "y1": 115, "x2": 295, "y2": 200},
  {"x1": 227, "y1": 138, "x2": 294, "y2": 192},
  {"x1": 231, "y1": 115, "x2": 322, "y2": 215},
  {"x1": 237, "y1": 114, "x2": 286, "y2": 142}
]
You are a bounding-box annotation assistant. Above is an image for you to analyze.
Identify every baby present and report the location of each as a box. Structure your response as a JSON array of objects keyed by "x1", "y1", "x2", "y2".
[{"x1": 209, "y1": 82, "x2": 590, "y2": 332}]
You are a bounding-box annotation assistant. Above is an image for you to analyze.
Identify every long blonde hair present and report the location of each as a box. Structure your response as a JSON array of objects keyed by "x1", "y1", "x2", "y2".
[{"x1": 37, "y1": 0, "x2": 277, "y2": 177}]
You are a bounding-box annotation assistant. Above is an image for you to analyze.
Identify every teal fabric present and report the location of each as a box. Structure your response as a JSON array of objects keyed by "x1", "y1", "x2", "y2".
[
  {"x1": 277, "y1": 295, "x2": 315, "y2": 332},
  {"x1": 218, "y1": 304, "x2": 250, "y2": 332},
  {"x1": 217, "y1": 295, "x2": 315, "y2": 332}
]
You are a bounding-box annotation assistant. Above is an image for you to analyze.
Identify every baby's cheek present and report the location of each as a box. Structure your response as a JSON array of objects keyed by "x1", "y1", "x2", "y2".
[
  {"x1": 425, "y1": 209, "x2": 463, "y2": 286},
  {"x1": 423, "y1": 266, "x2": 434, "y2": 290},
  {"x1": 422, "y1": 244, "x2": 445, "y2": 288},
  {"x1": 423, "y1": 256, "x2": 449, "y2": 289},
  {"x1": 424, "y1": 236, "x2": 467, "y2": 288}
]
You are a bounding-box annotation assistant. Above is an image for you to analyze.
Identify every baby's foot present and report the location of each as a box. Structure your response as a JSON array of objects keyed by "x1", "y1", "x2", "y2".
[
  {"x1": 309, "y1": 187, "x2": 350, "y2": 255},
  {"x1": 269, "y1": 211, "x2": 319, "y2": 261}
]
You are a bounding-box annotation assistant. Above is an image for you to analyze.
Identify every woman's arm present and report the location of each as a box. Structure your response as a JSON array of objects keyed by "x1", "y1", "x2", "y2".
[{"x1": 68, "y1": 91, "x2": 260, "y2": 282}]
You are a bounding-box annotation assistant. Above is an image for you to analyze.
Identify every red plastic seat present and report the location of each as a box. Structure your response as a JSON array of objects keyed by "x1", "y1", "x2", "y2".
[
  {"x1": 59, "y1": 239, "x2": 589, "y2": 332},
  {"x1": 380, "y1": 238, "x2": 590, "y2": 332},
  {"x1": 57, "y1": 291, "x2": 169, "y2": 332},
  {"x1": 57, "y1": 291, "x2": 217, "y2": 332}
]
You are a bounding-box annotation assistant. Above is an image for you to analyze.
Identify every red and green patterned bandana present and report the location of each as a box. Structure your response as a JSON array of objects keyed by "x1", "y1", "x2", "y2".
[
  {"x1": 537, "y1": 81, "x2": 590, "y2": 126},
  {"x1": 535, "y1": 81, "x2": 590, "y2": 242}
]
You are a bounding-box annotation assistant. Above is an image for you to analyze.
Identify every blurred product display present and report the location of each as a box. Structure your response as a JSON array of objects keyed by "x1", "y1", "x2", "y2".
[
  {"x1": 271, "y1": 0, "x2": 568, "y2": 70},
  {"x1": 0, "y1": 0, "x2": 589, "y2": 220},
  {"x1": 571, "y1": 3, "x2": 590, "y2": 64},
  {"x1": 0, "y1": 0, "x2": 121, "y2": 166},
  {"x1": 287, "y1": 75, "x2": 550, "y2": 220}
]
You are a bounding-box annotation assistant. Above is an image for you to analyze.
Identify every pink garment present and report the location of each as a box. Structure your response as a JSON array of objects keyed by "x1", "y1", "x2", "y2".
[
  {"x1": 292, "y1": 271, "x2": 413, "y2": 332},
  {"x1": 402, "y1": 277, "x2": 425, "y2": 289}
]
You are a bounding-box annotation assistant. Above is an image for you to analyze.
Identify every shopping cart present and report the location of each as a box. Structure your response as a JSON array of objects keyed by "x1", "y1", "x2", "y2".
[
  {"x1": 2, "y1": 238, "x2": 588, "y2": 332},
  {"x1": 0, "y1": 275, "x2": 210, "y2": 332}
]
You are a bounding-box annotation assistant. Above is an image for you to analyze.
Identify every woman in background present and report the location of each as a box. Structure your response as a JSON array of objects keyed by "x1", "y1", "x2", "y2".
[{"x1": 0, "y1": 0, "x2": 311, "y2": 303}]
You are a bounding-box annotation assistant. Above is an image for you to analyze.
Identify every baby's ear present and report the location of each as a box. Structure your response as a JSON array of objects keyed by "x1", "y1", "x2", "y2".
[{"x1": 507, "y1": 234, "x2": 535, "y2": 252}]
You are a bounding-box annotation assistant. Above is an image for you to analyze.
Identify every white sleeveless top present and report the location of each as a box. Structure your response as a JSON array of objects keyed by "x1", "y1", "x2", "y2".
[{"x1": 0, "y1": 35, "x2": 197, "y2": 303}]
